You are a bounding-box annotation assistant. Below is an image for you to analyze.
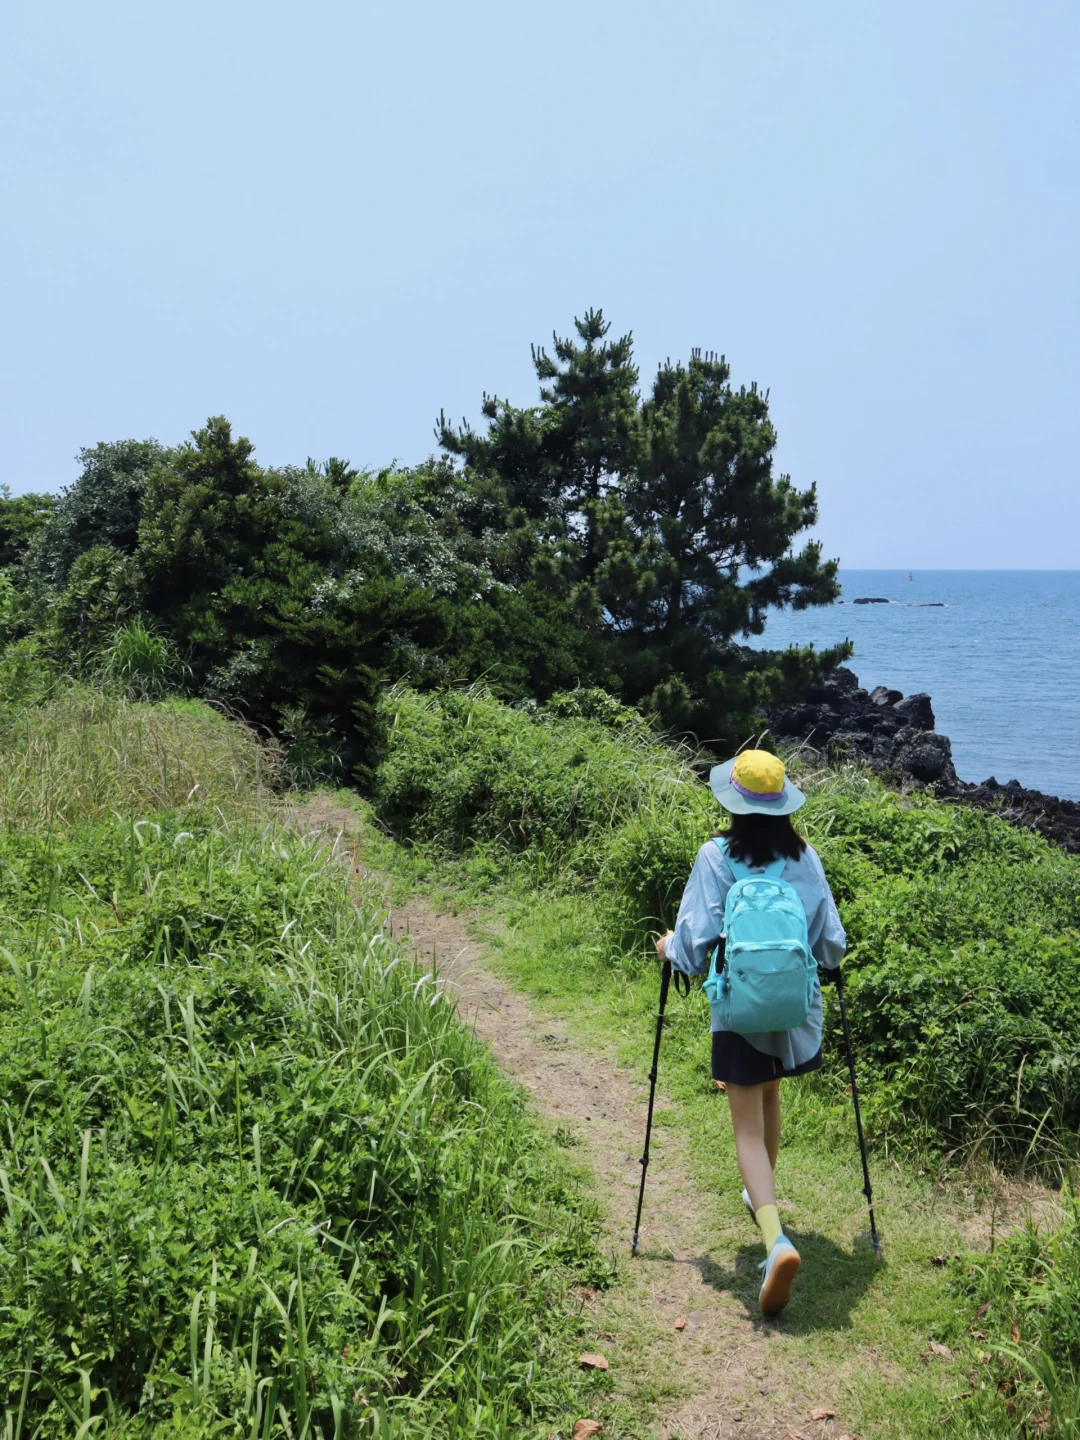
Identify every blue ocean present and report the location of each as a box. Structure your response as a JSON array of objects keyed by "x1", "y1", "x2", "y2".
[{"x1": 749, "y1": 571, "x2": 1080, "y2": 802}]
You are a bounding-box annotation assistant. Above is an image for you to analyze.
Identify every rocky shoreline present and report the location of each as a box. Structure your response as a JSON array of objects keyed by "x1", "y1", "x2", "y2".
[{"x1": 768, "y1": 666, "x2": 1080, "y2": 854}]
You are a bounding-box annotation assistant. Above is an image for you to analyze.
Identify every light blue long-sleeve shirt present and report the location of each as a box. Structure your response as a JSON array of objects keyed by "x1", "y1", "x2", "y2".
[{"x1": 666, "y1": 839, "x2": 847, "y2": 1069}]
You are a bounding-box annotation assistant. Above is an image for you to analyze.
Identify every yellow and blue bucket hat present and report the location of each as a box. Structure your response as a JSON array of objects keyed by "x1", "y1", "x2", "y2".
[{"x1": 709, "y1": 749, "x2": 806, "y2": 816}]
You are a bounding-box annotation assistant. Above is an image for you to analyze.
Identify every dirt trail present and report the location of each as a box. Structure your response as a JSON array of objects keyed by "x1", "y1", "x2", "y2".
[
  {"x1": 296, "y1": 800, "x2": 875, "y2": 1440},
  {"x1": 384, "y1": 896, "x2": 840, "y2": 1440}
]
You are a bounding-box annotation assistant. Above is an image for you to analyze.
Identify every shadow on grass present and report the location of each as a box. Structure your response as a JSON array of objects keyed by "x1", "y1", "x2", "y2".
[
  {"x1": 695, "y1": 1228, "x2": 885, "y2": 1333},
  {"x1": 635, "y1": 1229, "x2": 884, "y2": 1334}
]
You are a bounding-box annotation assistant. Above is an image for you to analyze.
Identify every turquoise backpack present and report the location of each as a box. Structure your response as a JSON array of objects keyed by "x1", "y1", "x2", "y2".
[{"x1": 703, "y1": 838, "x2": 816, "y2": 1033}]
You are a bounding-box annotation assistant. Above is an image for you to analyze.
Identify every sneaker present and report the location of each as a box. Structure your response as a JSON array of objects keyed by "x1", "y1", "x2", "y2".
[
  {"x1": 742, "y1": 1188, "x2": 757, "y2": 1224},
  {"x1": 758, "y1": 1237, "x2": 801, "y2": 1316}
]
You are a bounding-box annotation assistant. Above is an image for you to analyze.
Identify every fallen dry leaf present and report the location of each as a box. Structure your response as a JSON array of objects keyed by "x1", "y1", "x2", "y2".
[
  {"x1": 974, "y1": 1300, "x2": 992, "y2": 1320},
  {"x1": 1011, "y1": 1321, "x2": 1021, "y2": 1344},
  {"x1": 930, "y1": 1254, "x2": 949, "y2": 1267},
  {"x1": 577, "y1": 1353, "x2": 609, "y2": 1371},
  {"x1": 572, "y1": 1422, "x2": 603, "y2": 1440},
  {"x1": 929, "y1": 1340, "x2": 955, "y2": 1360},
  {"x1": 810, "y1": 1408, "x2": 836, "y2": 1421},
  {"x1": 674, "y1": 1316, "x2": 687, "y2": 1331}
]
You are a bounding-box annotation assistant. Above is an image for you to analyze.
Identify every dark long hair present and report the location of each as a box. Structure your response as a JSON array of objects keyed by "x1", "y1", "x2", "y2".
[{"x1": 721, "y1": 811, "x2": 807, "y2": 868}]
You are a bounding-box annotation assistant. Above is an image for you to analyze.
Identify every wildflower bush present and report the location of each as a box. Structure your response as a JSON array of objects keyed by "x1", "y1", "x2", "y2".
[{"x1": 375, "y1": 686, "x2": 1080, "y2": 1164}]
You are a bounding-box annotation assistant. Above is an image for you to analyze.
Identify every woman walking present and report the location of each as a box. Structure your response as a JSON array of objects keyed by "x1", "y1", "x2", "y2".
[{"x1": 656, "y1": 750, "x2": 846, "y2": 1316}]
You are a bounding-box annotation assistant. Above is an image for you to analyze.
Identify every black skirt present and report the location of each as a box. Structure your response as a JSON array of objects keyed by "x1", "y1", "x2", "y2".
[{"x1": 711, "y1": 1029, "x2": 823, "y2": 1086}]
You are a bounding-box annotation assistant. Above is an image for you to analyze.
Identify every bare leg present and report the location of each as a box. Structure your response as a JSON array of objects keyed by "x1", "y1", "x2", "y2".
[
  {"x1": 726, "y1": 1082, "x2": 777, "y2": 1211},
  {"x1": 762, "y1": 1079, "x2": 781, "y2": 1172}
]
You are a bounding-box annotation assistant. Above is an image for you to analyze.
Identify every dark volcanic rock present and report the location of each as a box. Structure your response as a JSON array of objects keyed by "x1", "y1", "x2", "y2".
[
  {"x1": 955, "y1": 778, "x2": 1080, "y2": 854},
  {"x1": 853, "y1": 597, "x2": 891, "y2": 604},
  {"x1": 764, "y1": 664, "x2": 1080, "y2": 854},
  {"x1": 871, "y1": 734, "x2": 895, "y2": 762},
  {"x1": 891, "y1": 727, "x2": 956, "y2": 784},
  {"x1": 868, "y1": 685, "x2": 903, "y2": 707},
  {"x1": 893, "y1": 692, "x2": 935, "y2": 730},
  {"x1": 806, "y1": 669, "x2": 860, "y2": 703},
  {"x1": 873, "y1": 713, "x2": 903, "y2": 737}
]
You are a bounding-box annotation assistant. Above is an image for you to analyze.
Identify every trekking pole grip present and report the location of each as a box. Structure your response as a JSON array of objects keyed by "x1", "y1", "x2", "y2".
[{"x1": 649, "y1": 960, "x2": 673, "y2": 1082}]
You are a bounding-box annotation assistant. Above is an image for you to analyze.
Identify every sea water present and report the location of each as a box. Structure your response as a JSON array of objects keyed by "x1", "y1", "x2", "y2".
[{"x1": 748, "y1": 571, "x2": 1080, "y2": 801}]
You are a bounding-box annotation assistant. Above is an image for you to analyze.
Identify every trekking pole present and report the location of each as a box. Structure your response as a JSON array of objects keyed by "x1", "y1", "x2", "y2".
[
  {"x1": 631, "y1": 958, "x2": 689, "y2": 1256},
  {"x1": 834, "y1": 968, "x2": 881, "y2": 1255}
]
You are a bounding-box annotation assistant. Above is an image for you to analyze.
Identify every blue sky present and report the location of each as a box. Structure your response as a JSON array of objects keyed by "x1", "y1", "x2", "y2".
[{"x1": 2, "y1": 0, "x2": 1077, "y2": 567}]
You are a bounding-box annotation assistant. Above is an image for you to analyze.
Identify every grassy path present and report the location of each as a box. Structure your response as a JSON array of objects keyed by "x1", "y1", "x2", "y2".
[
  {"x1": 302, "y1": 799, "x2": 1042, "y2": 1439},
  {"x1": 382, "y1": 891, "x2": 844, "y2": 1439}
]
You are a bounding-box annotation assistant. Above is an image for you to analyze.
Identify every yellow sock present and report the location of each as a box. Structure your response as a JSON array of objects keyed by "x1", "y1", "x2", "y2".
[{"x1": 755, "y1": 1204, "x2": 783, "y2": 1252}]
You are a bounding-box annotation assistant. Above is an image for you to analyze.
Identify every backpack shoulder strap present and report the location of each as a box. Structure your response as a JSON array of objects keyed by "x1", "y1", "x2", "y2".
[
  {"x1": 713, "y1": 835, "x2": 749, "y2": 881},
  {"x1": 764, "y1": 856, "x2": 788, "y2": 879}
]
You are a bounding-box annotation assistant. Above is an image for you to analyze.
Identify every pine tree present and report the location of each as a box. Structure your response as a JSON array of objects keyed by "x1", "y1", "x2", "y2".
[
  {"x1": 441, "y1": 319, "x2": 848, "y2": 746},
  {"x1": 438, "y1": 308, "x2": 639, "y2": 581}
]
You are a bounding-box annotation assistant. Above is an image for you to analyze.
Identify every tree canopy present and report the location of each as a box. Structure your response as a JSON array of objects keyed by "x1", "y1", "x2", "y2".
[
  {"x1": 4, "y1": 309, "x2": 848, "y2": 778},
  {"x1": 440, "y1": 312, "x2": 847, "y2": 742}
]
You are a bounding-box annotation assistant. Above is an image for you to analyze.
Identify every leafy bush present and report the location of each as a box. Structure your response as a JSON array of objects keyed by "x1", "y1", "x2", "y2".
[
  {"x1": 807, "y1": 793, "x2": 1080, "y2": 1160},
  {"x1": 375, "y1": 685, "x2": 702, "y2": 886},
  {"x1": 376, "y1": 686, "x2": 1080, "y2": 1163},
  {"x1": 0, "y1": 814, "x2": 601, "y2": 1437}
]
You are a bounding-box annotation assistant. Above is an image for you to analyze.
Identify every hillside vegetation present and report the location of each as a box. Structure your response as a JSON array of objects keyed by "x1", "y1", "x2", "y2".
[
  {"x1": 5, "y1": 305, "x2": 1078, "y2": 1435},
  {"x1": 0, "y1": 309, "x2": 851, "y2": 786},
  {"x1": 0, "y1": 689, "x2": 605, "y2": 1437},
  {"x1": 372, "y1": 683, "x2": 1080, "y2": 1435},
  {"x1": 376, "y1": 685, "x2": 1080, "y2": 1164}
]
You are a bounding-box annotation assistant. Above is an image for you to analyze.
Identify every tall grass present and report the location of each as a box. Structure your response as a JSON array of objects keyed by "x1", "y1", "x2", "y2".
[
  {"x1": 0, "y1": 683, "x2": 605, "y2": 1436},
  {"x1": 0, "y1": 684, "x2": 274, "y2": 829},
  {"x1": 941, "y1": 1192, "x2": 1080, "y2": 1437},
  {"x1": 376, "y1": 683, "x2": 709, "y2": 890},
  {"x1": 0, "y1": 814, "x2": 603, "y2": 1436}
]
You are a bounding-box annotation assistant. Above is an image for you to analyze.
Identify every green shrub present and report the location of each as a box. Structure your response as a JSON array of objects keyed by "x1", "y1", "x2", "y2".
[
  {"x1": 98, "y1": 618, "x2": 186, "y2": 698},
  {"x1": 0, "y1": 814, "x2": 602, "y2": 1436},
  {"x1": 375, "y1": 686, "x2": 1080, "y2": 1164},
  {"x1": 811, "y1": 793, "x2": 1080, "y2": 1160},
  {"x1": 375, "y1": 685, "x2": 701, "y2": 884}
]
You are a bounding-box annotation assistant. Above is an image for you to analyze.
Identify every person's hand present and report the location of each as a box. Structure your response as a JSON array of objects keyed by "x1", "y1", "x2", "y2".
[{"x1": 655, "y1": 930, "x2": 674, "y2": 961}]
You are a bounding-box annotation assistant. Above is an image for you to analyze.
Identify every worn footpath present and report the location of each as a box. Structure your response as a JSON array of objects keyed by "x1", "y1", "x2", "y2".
[{"x1": 298, "y1": 800, "x2": 880, "y2": 1440}]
